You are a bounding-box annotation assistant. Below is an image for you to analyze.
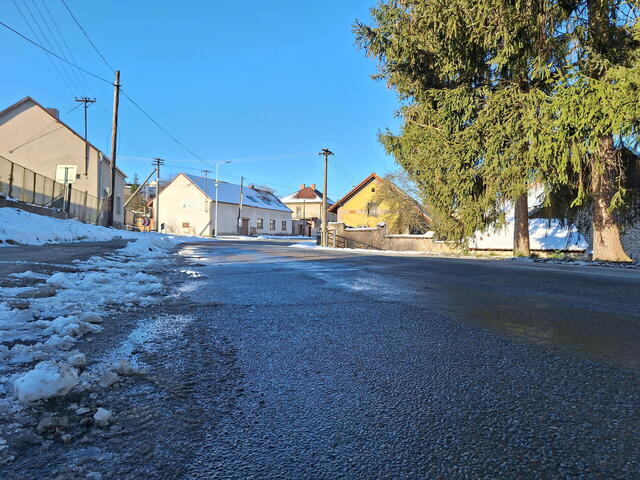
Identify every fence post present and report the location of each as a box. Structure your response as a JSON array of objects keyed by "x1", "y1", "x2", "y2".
[
  {"x1": 83, "y1": 191, "x2": 88, "y2": 222},
  {"x1": 8, "y1": 162, "x2": 14, "y2": 198},
  {"x1": 22, "y1": 168, "x2": 27, "y2": 202},
  {"x1": 32, "y1": 173, "x2": 37, "y2": 204}
]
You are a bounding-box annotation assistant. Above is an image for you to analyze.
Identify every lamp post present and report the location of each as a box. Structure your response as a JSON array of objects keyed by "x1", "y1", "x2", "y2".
[{"x1": 214, "y1": 161, "x2": 231, "y2": 237}]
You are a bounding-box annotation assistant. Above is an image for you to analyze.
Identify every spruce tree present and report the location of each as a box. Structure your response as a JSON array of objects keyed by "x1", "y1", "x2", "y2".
[{"x1": 356, "y1": 0, "x2": 640, "y2": 261}]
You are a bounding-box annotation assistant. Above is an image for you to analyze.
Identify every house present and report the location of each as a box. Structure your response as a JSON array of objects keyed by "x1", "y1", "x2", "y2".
[
  {"x1": 0, "y1": 97, "x2": 127, "y2": 225},
  {"x1": 157, "y1": 172, "x2": 292, "y2": 236},
  {"x1": 328, "y1": 172, "x2": 429, "y2": 233},
  {"x1": 280, "y1": 183, "x2": 336, "y2": 236}
]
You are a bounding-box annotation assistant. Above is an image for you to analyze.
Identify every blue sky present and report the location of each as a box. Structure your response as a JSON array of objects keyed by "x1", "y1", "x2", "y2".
[{"x1": 1, "y1": 0, "x2": 401, "y2": 198}]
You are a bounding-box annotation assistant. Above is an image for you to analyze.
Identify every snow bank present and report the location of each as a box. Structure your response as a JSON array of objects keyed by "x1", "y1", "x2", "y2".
[
  {"x1": 0, "y1": 215, "x2": 213, "y2": 407},
  {"x1": 0, "y1": 207, "x2": 140, "y2": 246}
]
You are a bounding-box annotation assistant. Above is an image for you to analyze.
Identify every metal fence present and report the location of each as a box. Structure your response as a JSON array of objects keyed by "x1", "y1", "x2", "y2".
[
  {"x1": 0, "y1": 155, "x2": 102, "y2": 224},
  {"x1": 325, "y1": 231, "x2": 382, "y2": 250}
]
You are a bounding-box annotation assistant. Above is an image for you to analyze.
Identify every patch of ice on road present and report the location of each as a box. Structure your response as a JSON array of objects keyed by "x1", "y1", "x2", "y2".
[{"x1": 14, "y1": 361, "x2": 79, "y2": 403}]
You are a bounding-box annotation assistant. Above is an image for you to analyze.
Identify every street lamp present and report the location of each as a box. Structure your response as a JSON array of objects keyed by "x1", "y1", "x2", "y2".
[{"x1": 214, "y1": 161, "x2": 231, "y2": 237}]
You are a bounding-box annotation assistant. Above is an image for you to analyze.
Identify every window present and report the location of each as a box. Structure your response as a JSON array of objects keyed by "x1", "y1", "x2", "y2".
[
  {"x1": 182, "y1": 222, "x2": 190, "y2": 228},
  {"x1": 366, "y1": 202, "x2": 378, "y2": 217},
  {"x1": 116, "y1": 196, "x2": 122, "y2": 214},
  {"x1": 257, "y1": 218, "x2": 264, "y2": 229},
  {"x1": 269, "y1": 219, "x2": 276, "y2": 230},
  {"x1": 296, "y1": 206, "x2": 302, "y2": 217},
  {"x1": 281, "y1": 221, "x2": 287, "y2": 231}
]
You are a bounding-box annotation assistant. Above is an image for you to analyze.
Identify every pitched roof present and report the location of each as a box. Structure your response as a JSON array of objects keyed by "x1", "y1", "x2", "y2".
[
  {"x1": 280, "y1": 185, "x2": 334, "y2": 204},
  {"x1": 0, "y1": 96, "x2": 126, "y2": 178},
  {"x1": 328, "y1": 172, "x2": 382, "y2": 213},
  {"x1": 180, "y1": 173, "x2": 291, "y2": 212}
]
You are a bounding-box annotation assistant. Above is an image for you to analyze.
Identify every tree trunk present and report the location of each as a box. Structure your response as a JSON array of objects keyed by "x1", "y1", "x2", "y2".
[
  {"x1": 513, "y1": 192, "x2": 531, "y2": 257},
  {"x1": 591, "y1": 137, "x2": 631, "y2": 262}
]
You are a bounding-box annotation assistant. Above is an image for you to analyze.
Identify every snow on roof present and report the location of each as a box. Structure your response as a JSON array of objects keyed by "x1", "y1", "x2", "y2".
[
  {"x1": 183, "y1": 173, "x2": 291, "y2": 212},
  {"x1": 280, "y1": 186, "x2": 334, "y2": 205}
]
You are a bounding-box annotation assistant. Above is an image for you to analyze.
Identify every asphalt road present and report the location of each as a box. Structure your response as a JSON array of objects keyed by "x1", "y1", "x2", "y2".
[
  {"x1": 4, "y1": 239, "x2": 640, "y2": 479},
  {"x1": 174, "y1": 240, "x2": 640, "y2": 479}
]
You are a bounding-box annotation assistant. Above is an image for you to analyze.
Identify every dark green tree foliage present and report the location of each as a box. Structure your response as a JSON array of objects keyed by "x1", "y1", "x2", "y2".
[
  {"x1": 356, "y1": 0, "x2": 640, "y2": 261},
  {"x1": 355, "y1": 1, "x2": 564, "y2": 251}
]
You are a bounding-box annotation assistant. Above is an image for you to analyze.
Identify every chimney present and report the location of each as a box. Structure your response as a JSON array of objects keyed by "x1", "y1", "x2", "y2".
[
  {"x1": 299, "y1": 183, "x2": 306, "y2": 190},
  {"x1": 311, "y1": 183, "x2": 316, "y2": 190},
  {"x1": 45, "y1": 108, "x2": 59, "y2": 119}
]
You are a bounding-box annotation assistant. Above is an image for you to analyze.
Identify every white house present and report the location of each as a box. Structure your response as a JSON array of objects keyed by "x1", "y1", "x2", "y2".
[{"x1": 158, "y1": 173, "x2": 292, "y2": 236}]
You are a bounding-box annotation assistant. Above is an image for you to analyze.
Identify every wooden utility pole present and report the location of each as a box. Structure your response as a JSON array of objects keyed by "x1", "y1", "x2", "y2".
[
  {"x1": 107, "y1": 70, "x2": 120, "y2": 227},
  {"x1": 237, "y1": 175, "x2": 244, "y2": 235},
  {"x1": 75, "y1": 97, "x2": 95, "y2": 176},
  {"x1": 319, "y1": 148, "x2": 333, "y2": 246},
  {"x1": 153, "y1": 157, "x2": 164, "y2": 232}
]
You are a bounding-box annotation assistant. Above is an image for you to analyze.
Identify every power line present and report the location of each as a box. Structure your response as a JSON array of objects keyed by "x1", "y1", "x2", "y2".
[
  {"x1": 39, "y1": 0, "x2": 94, "y2": 95},
  {"x1": 2, "y1": 15, "x2": 206, "y2": 174},
  {"x1": 59, "y1": 0, "x2": 115, "y2": 72},
  {"x1": 11, "y1": 0, "x2": 76, "y2": 96},
  {"x1": 0, "y1": 19, "x2": 112, "y2": 84},
  {"x1": 119, "y1": 89, "x2": 211, "y2": 167},
  {"x1": 27, "y1": 0, "x2": 83, "y2": 94}
]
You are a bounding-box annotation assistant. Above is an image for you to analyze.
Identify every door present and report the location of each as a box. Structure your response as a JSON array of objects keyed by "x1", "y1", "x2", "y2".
[{"x1": 240, "y1": 218, "x2": 249, "y2": 235}]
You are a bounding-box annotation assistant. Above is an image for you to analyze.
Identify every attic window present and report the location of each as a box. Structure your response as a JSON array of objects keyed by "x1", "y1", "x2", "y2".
[{"x1": 371, "y1": 187, "x2": 376, "y2": 192}]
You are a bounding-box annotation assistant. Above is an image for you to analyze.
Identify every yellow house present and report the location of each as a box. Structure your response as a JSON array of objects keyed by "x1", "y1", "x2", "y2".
[{"x1": 328, "y1": 173, "x2": 387, "y2": 228}]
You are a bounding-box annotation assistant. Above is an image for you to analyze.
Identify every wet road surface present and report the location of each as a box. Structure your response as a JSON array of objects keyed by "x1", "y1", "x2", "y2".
[
  {"x1": 176, "y1": 241, "x2": 640, "y2": 479},
  {"x1": 5, "y1": 239, "x2": 640, "y2": 479}
]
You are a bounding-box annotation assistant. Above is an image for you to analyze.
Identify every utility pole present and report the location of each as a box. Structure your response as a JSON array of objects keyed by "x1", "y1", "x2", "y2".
[
  {"x1": 201, "y1": 169, "x2": 211, "y2": 213},
  {"x1": 237, "y1": 175, "x2": 244, "y2": 235},
  {"x1": 153, "y1": 157, "x2": 164, "y2": 232},
  {"x1": 108, "y1": 70, "x2": 120, "y2": 227},
  {"x1": 75, "y1": 97, "x2": 95, "y2": 176},
  {"x1": 214, "y1": 161, "x2": 231, "y2": 237},
  {"x1": 319, "y1": 148, "x2": 333, "y2": 246}
]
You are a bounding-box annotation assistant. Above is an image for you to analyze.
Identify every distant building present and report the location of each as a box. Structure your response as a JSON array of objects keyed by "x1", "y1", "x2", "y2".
[
  {"x1": 280, "y1": 183, "x2": 335, "y2": 236},
  {"x1": 328, "y1": 173, "x2": 387, "y2": 228},
  {"x1": 0, "y1": 97, "x2": 126, "y2": 225},
  {"x1": 157, "y1": 173, "x2": 292, "y2": 236}
]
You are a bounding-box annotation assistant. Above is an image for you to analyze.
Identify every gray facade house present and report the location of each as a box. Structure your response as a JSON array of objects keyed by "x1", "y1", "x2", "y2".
[{"x1": 0, "y1": 97, "x2": 126, "y2": 225}]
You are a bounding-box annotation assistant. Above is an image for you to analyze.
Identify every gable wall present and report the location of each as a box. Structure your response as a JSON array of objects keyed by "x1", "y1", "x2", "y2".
[{"x1": 336, "y1": 179, "x2": 388, "y2": 227}]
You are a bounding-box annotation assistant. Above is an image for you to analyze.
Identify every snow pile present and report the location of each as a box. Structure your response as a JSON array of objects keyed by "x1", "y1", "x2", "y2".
[
  {"x1": 0, "y1": 228, "x2": 209, "y2": 407},
  {"x1": 14, "y1": 361, "x2": 79, "y2": 403},
  {"x1": 256, "y1": 235, "x2": 315, "y2": 240},
  {"x1": 290, "y1": 241, "x2": 318, "y2": 249},
  {"x1": 0, "y1": 207, "x2": 140, "y2": 246}
]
